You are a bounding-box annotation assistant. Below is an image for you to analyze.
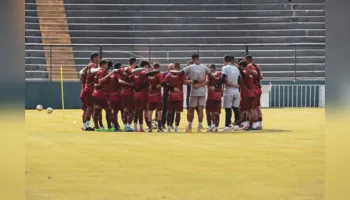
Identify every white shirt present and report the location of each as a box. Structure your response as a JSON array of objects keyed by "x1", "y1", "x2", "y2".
[{"x1": 222, "y1": 64, "x2": 240, "y2": 96}]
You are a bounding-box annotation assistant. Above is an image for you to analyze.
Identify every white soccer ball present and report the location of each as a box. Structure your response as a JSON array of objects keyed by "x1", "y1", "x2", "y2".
[
  {"x1": 152, "y1": 120, "x2": 158, "y2": 129},
  {"x1": 36, "y1": 105, "x2": 43, "y2": 111},
  {"x1": 46, "y1": 107, "x2": 53, "y2": 114}
]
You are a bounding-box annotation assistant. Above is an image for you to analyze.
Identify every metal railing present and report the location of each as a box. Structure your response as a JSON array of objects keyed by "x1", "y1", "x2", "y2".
[{"x1": 25, "y1": 43, "x2": 325, "y2": 82}]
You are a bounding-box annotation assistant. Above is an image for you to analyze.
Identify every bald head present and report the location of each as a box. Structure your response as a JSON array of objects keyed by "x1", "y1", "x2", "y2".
[{"x1": 168, "y1": 63, "x2": 174, "y2": 71}]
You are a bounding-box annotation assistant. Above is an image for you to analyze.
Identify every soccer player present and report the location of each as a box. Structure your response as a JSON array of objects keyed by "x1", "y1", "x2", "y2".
[
  {"x1": 146, "y1": 62, "x2": 164, "y2": 132},
  {"x1": 113, "y1": 57, "x2": 137, "y2": 132},
  {"x1": 237, "y1": 60, "x2": 258, "y2": 130},
  {"x1": 79, "y1": 65, "x2": 87, "y2": 130},
  {"x1": 99, "y1": 63, "x2": 123, "y2": 132},
  {"x1": 245, "y1": 55, "x2": 263, "y2": 129},
  {"x1": 185, "y1": 60, "x2": 194, "y2": 110},
  {"x1": 162, "y1": 63, "x2": 175, "y2": 130},
  {"x1": 129, "y1": 63, "x2": 149, "y2": 132},
  {"x1": 164, "y1": 62, "x2": 186, "y2": 132},
  {"x1": 170, "y1": 53, "x2": 212, "y2": 132},
  {"x1": 91, "y1": 60, "x2": 113, "y2": 132},
  {"x1": 220, "y1": 55, "x2": 241, "y2": 131},
  {"x1": 205, "y1": 64, "x2": 223, "y2": 132},
  {"x1": 80, "y1": 52, "x2": 100, "y2": 131}
]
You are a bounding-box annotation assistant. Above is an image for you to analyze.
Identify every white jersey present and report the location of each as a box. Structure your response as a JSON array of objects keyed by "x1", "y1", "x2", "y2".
[{"x1": 222, "y1": 64, "x2": 240, "y2": 96}]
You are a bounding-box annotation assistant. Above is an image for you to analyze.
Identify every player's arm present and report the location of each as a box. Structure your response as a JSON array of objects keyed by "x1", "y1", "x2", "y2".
[
  {"x1": 169, "y1": 70, "x2": 185, "y2": 76},
  {"x1": 193, "y1": 80, "x2": 208, "y2": 89},
  {"x1": 119, "y1": 79, "x2": 134, "y2": 87},
  {"x1": 246, "y1": 65, "x2": 258, "y2": 76},
  {"x1": 155, "y1": 73, "x2": 163, "y2": 89},
  {"x1": 98, "y1": 72, "x2": 112, "y2": 84}
]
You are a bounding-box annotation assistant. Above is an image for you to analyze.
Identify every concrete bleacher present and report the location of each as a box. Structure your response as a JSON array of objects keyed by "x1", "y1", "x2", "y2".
[
  {"x1": 25, "y1": 0, "x2": 325, "y2": 81},
  {"x1": 25, "y1": 0, "x2": 49, "y2": 80}
]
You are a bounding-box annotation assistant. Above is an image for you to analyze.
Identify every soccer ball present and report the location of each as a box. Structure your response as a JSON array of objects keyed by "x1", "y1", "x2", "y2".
[
  {"x1": 152, "y1": 120, "x2": 158, "y2": 129},
  {"x1": 46, "y1": 107, "x2": 53, "y2": 114},
  {"x1": 36, "y1": 105, "x2": 43, "y2": 111}
]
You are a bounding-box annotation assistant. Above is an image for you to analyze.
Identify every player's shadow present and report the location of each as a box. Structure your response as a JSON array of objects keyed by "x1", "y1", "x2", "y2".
[{"x1": 166, "y1": 129, "x2": 291, "y2": 134}]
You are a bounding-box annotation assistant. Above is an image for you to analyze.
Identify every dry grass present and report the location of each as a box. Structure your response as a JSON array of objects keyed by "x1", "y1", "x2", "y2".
[{"x1": 26, "y1": 108, "x2": 324, "y2": 200}]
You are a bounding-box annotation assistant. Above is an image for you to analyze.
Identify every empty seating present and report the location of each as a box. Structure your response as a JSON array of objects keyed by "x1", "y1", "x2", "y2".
[{"x1": 25, "y1": 0, "x2": 325, "y2": 81}]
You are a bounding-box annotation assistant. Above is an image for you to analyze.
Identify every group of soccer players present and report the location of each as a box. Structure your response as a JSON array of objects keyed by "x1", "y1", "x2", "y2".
[{"x1": 79, "y1": 52, "x2": 263, "y2": 133}]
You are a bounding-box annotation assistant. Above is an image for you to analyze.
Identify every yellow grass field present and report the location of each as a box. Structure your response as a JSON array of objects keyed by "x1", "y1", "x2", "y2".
[{"x1": 26, "y1": 108, "x2": 324, "y2": 200}]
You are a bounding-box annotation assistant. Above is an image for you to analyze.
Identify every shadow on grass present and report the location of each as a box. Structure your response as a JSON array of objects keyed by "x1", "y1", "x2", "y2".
[{"x1": 123, "y1": 129, "x2": 292, "y2": 135}]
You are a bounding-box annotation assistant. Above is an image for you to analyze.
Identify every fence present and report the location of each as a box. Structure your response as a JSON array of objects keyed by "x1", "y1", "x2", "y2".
[
  {"x1": 267, "y1": 84, "x2": 325, "y2": 108},
  {"x1": 25, "y1": 43, "x2": 325, "y2": 82}
]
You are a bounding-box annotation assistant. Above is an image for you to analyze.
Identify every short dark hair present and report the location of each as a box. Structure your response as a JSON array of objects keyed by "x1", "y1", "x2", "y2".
[
  {"x1": 114, "y1": 63, "x2": 122, "y2": 69},
  {"x1": 153, "y1": 62, "x2": 160, "y2": 69},
  {"x1": 224, "y1": 54, "x2": 232, "y2": 62},
  {"x1": 129, "y1": 57, "x2": 137, "y2": 65},
  {"x1": 192, "y1": 53, "x2": 199, "y2": 59},
  {"x1": 237, "y1": 58, "x2": 243, "y2": 63},
  {"x1": 139, "y1": 60, "x2": 150, "y2": 68},
  {"x1": 209, "y1": 64, "x2": 216, "y2": 69},
  {"x1": 245, "y1": 55, "x2": 253, "y2": 60},
  {"x1": 238, "y1": 60, "x2": 248, "y2": 67},
  {"x1": 174, "y1": 62, "x2": 181, "y2": 69},
  {"x1": 99, "y1": 59, "x2": 108, "y2": 66},
  {"x1": 90, "y1": 52, "x2": 99, "y2": 61},
  {"x1": 107, "y1": 61, "x2": 113, "y2": 68}
]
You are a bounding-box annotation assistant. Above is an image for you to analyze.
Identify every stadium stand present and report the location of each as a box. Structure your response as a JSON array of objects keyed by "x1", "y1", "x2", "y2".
[{"x1": 25, "y1": 0, "x2": 325, "y2": 81}]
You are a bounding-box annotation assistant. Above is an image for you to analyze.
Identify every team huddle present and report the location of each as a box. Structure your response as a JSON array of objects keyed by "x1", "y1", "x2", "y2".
[{"x1": 79, "y1": 53, "x2": 263, "y2": 133}]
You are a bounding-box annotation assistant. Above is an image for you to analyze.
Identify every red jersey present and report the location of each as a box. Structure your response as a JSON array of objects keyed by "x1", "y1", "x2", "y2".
[
  {"x1": 106, "y1": 73, "x2": 121, "y2": 101},
  {"x1": 241, "y1": 69, "x2": 256, "y2": 98},
  {"x1": 207, "y1": 72, "x2": 223, "y2": 101},
  {"x1": 165, "y1": 73, "x2": 185, "y2": 101},
  {"x1": 248, "y1": 64, "x2": 261, "y2": 90},
  {"x1": 92, "y1": 69, "x2": 107, "y2": 98},
  {"x1": 130, "y1": 70, "x2": 148, "y2": 101},
  {"x1": 147, "y1": 71, "x2": 163, "y2": 103},
  {"x1": 114, "y1": 67, "x2": 134, "y2": 97},
  {"x1": 83, "y1": 62, "x2": 98, "y2": 92}
]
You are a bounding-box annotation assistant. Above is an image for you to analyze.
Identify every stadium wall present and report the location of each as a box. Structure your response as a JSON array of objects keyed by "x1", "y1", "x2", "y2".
[{"x1": 25, "y1": 81, "x2": 325, "y2": 109}]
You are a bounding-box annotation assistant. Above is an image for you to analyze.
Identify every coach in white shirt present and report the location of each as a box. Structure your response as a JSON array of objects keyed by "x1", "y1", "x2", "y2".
[{"x1": 221, "y1": 55, "x2": 241, "y2": 131}]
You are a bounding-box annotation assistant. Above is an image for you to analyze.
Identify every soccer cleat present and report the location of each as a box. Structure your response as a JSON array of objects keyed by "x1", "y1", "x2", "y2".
[
  {"x1": 206, "y1": 127, "x2": 214, "y2": 132},
  {"x1": 184, "y1": 126, "x2": 192, "y2": 133},
  {"x1": 167, "y1": 126, "x2": 171, "y2": 132},
  {"x1": 170, "y1": 125, "x2": 175, "y2": 130},
  {"x1": 85, "y1": 127, "x2": 95, "y2": 131},
  {"x1": 220, "y1": 127, "x2": 232, "y2": 132},
  {"x1": 158, "y1": 129, "x2": 164, "y2": 133},
  {"x1": 100, "y1": 126, "x2": 106, "y2": 131},
  {"x1": 95, "y1": 128, "x2": 105, "y2": 132},
  {"x1": 233, "y1": 125, "x2": 240, "y2": 131},
  {"x1": 239, "y1": 124, "x2": 250, "y2": 131},
  {"x1": 213, "y1": 127, "x2": 219, "y2": 132},
  {"x1": 81, "y1": 124, "x2": 86, "y2": 131},
  {"x1": 197, "y1": 124, "x2": 204, "y2": 132},
  {"x1": 174, "y1": 127, "x2": 179, "y2": 132},
  {"x1": 124, "y1": 127, "x2": 134, "y2": 132},
  {"x1": 114, "y1": 127, "x2": 123, "y2": 132},
  {"x1": 148, "y1": 128, "x2": 153, "y2": 133},
  {"x1": 138, "y1": 129, "x2": 145, "y2": 132}
]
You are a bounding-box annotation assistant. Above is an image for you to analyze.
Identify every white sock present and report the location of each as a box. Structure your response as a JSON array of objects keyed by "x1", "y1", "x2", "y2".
[
  {"x1": 199, "y1": 122, "x2": 202, "y2": 126},
  {"x1": 85, "y1": 121, "x2": 90, "y2": 127},
  {"x1": 126, "y1": 123, "x2": 130, "y2": 128},
  {"x1": 124, "y1": 124, "x2": 127, "y2": 128},
  {"x1": 134, "y1": 123, "x2": 138, "y2": 130},
  {"x1": 140, "y1": 124, "x2": 143, "y2": 130}
]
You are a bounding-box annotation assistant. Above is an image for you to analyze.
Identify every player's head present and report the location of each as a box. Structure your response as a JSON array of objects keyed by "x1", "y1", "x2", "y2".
[
  {"x1": 99, "y1": 59, "x2": 108, "y2": 71},
  {"x1": 187, "y1": 60, "x2": 194, "y2": 66},
  {"x1": 168, "y1": 63, "x2": 174, "y2": 71},
  {"x1": 231, "y1": 55, "x2": 235, "y2": 63},
  {"x1": 114, "y1": 63, "x2": 122, "y2": 69},
  {"x1": 174, "y1": 62, "x2": 181, "y2": 70},
  {"x1": 238, "y1": 60, "x2": 248, "y2": 68},
  {"x1": 191, "y1": 53, "x2": 200, "y2": 64},
  {"x1": 223, "y1": 54, "x2": 233, "y2": 65},
  {"x1": 209, "y1": 64, "x2": 216, "y2": 73},
  {"x1": 90, "y1": 52, "x2": 99, "y2": 64},
  {"x1": 153, "y1": 62, "x2": 160, "y2": 70},
  {"x1": 237, "y1": 58, "x2": 243, "y2": 64},
  {"x1": 107, "y1": 60, "x2": 113, "y2": 70},
  {"x1": 245, "y1": 55, "x2": 253, "y2": 64},
  {"x1": 139, "y1": 60, "x2": 150, "y2": 69},
  {"x1": 129, "y1": 57, "x2": 137, "y2": 68}
]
